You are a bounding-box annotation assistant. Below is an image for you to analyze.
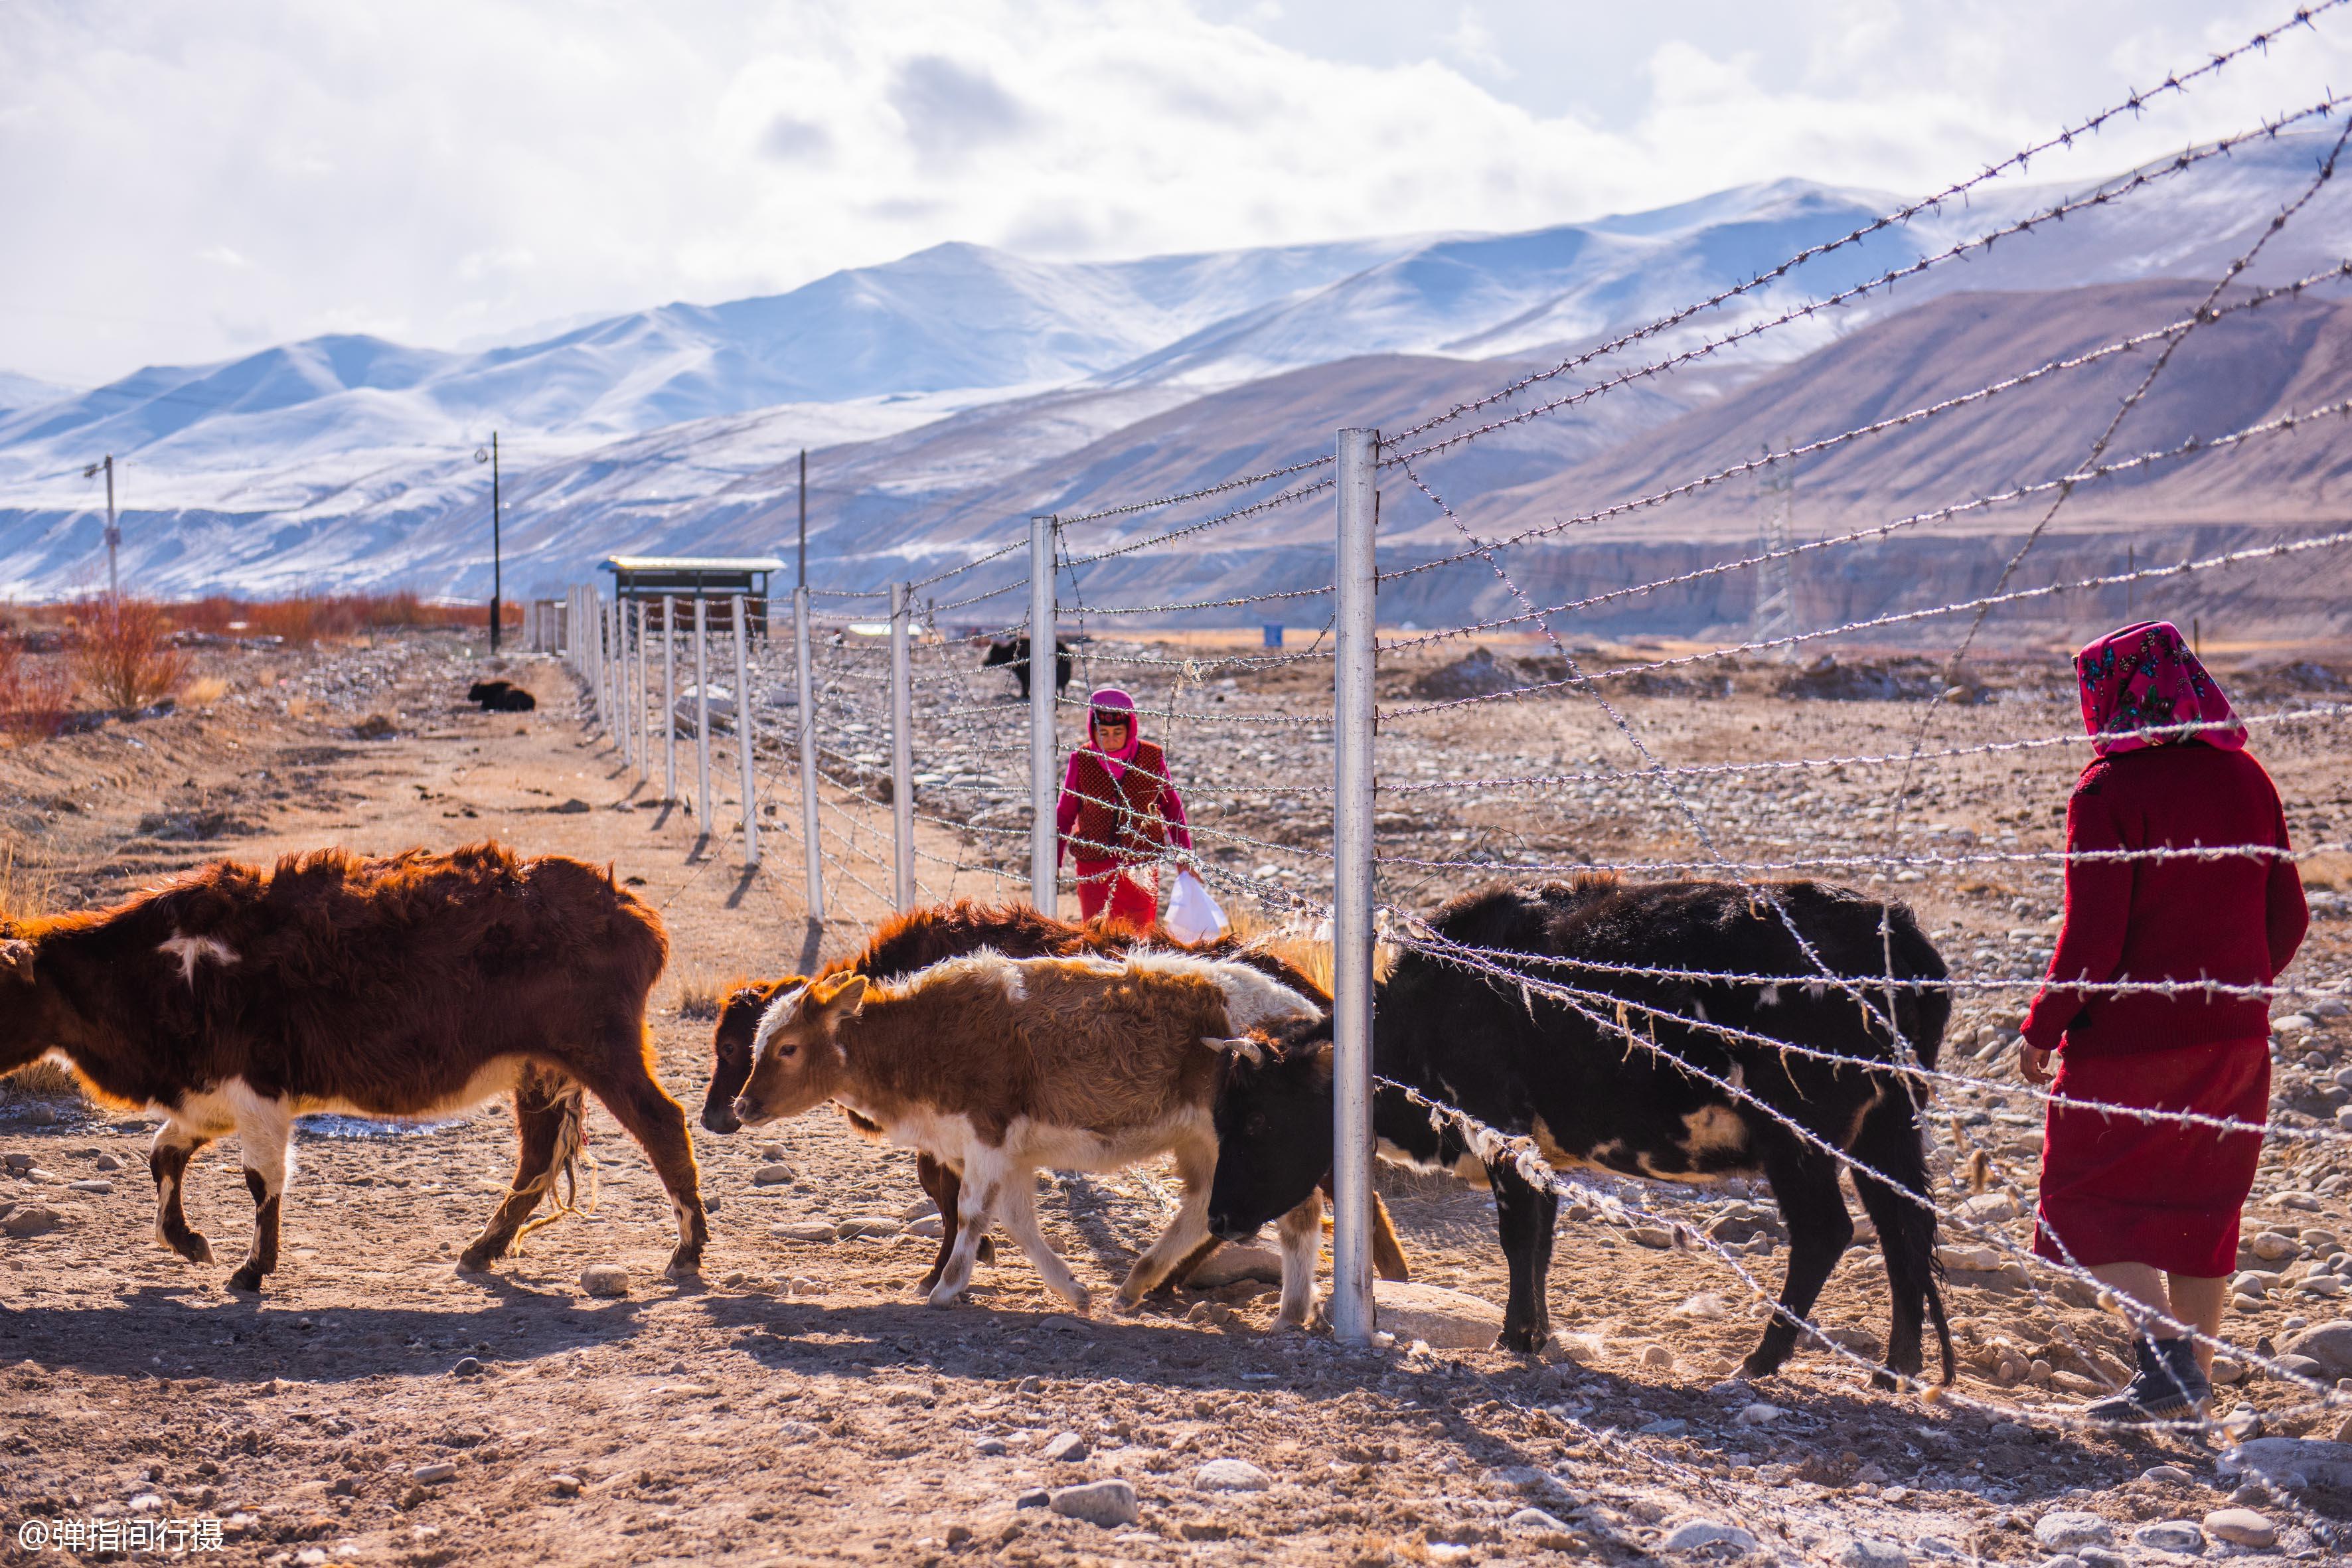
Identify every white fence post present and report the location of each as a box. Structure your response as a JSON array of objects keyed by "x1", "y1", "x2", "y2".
[
  {"x1": 732, "y1": 593, "x2": 760, "y2": 867},
  {"x1": 794, "y1": 584, "x2": 824, "y2": 923},
  {"x1": 599, "y1": 595, "x2": 615, "y2": 733},
  {"x1": 1028, "y1": 514, "x2": 1058, "y2": 914},
  {"x1": 890, "y1": 581, "x2": 915, "y2": 909},
  {"x1": 1330, "y1": 425, "x2": 1380, "y2": 1346},
  {"x1": 633, "y1": 600, "x2": 650, "y2": 783},
  {"x1": 663, "y1": 596, "x2": 678, "y2": 801},
  {"x1": 694, "y1": 597, "x2": 713, "y2": 831}
]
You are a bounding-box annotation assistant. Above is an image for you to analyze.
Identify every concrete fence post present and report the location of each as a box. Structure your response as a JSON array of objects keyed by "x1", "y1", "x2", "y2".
[
  {"x1": 732, "y1": 594, "x2": 759, "y2": 867},
  {"x1": 1028, "y1": 515, "x2": 1057, "y2": 915},
  {"x1": 1330, "y1": 425, "x2": 1381, "y2": 1347},
  {"x1": 890, "y1": 581, "x2": 916, "y2": 909}
]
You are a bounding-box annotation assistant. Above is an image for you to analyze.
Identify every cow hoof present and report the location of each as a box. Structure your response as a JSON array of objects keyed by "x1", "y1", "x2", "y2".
[
  {"x1": 456, "y1": 1245, "x2": 501, "y2": 1273},
  {"x1": 924, "y1": 1287, "x2": 966, "y2": 1310},
  {"x1": 164, "y1": 1231, "x2": 212, "y2": 1264},
  {"x1": 1739, "y1": 1351, "x2": 1786, "y2": 1380},
  {"x1": 226, "y1": 1265, "x2": 266, "y2": 1294},
  {"x1": 1495, "y1": 1326, "x2": 1545, "y2": 1355},
  {"x1": 663, "y1": 1255, "x2": 703, "y2": 1282}
]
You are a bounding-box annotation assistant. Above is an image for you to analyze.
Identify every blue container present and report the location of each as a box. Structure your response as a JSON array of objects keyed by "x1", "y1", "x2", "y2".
[{"x1": 1262, "y1": 624, "x2": 1283, "y2": 649}]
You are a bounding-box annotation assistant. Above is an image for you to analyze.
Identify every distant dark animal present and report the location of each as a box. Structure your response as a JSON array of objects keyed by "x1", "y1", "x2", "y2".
[
  {"x1": 1207, "y1": 876, "x2": 1955, "y2": 1385},
  {"x1": 0, "y1": 843, "x2": 705, "y2": 1291},
  {"x1": 467, "y1": 679, "x2": 537, "y2": 712},
  {"x1": 735, "y1": 950, "x2": 1322, "y2": 1314},
  {"x1": 700, "y1": 899, "x2": 1408, "y2": 1298},
  {"x1": 980, "y1": 636, "x2": 1073, "y2": 699}
]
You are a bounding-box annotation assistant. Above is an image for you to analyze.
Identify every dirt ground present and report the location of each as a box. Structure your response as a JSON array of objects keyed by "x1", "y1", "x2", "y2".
[{"x1": 3, "y1": 627, "x2": 2351, "y2": 1567}]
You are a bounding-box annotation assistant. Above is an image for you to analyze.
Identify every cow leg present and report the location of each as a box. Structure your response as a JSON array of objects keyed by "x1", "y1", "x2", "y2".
[
  {"x1": 1745, "y1": 1142, "x2": 1854, "y2": 1379},
  {"x1": 226, "y1": 1097, "x2": 294, "y2": 1294},
  {"x1": 917, "y1": 1154, "x2": 997, "y2": 1294},
  {"x1": 998, "y1": 1162, "x2": 1092, "y2": 1311},
  {"x1": 929, "y1": 1153, "x2": 1000, "y2": 1307},
  {"x1": 149, "y1": 1125, "x2": 214, "y2": 1264},
  {"x1": 1488, "y1": 1156, "x2": 1557, "y2": 1353},
  {"x1": 1115, "y1": 1135, "x2": 1216, "y2": 1310},
  {"x1": 1847, "y1": 1093, "x2": 1950, "y2": 1387},
  {"x1": 1315, "y1": 1177, "x2": 1411, "y2": 1281},
  {"x1": 461, "y1": 1070, "x2": 586, "y2": 1271},
  {"x1": 1275, "y1": 1190, "x2": 1322, "y2": 1328},
  {"x1": 586, "y1": 1050, "x2": 708, "y2": 1279}
]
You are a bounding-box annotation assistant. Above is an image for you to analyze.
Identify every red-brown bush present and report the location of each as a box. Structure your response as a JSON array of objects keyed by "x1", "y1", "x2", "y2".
[{"x1": 71, "y1": 597, "x2": 189, "y2": 712}]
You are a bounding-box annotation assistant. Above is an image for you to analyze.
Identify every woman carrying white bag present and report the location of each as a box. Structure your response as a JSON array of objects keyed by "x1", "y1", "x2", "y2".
[{"x1": 1054, "y1": 686, "x2": 1225, "y2": 936}]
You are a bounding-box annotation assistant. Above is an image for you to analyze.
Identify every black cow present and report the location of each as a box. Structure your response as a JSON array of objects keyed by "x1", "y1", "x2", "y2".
[
  {"x1": 467, "y1": 679, "x2": 537, "y2": 712},
  {"x1": 979, "y1": 636, "x2": 1073, "y2": 699},
  {"x1": 1206, "y1": 876, "x2": 1955, "y2": 1385}
]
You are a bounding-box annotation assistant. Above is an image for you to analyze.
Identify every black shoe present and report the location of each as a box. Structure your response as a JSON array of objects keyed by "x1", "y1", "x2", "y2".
[
  {"x1": 2159, "y1": 1335, "x2": 2211, "y2": 1411},
  {"x1": 2084, "y1": 1336, "x2": 2200, "y2": 1423}
]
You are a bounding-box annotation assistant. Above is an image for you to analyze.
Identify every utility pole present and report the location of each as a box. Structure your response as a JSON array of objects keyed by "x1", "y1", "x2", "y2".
[
  {"x1": 475, "y1": 433, "x2": 503, "y2": 654},
  {"x1": 81, "y1": 455, "x2": 118, "y2": 599},
  {"x1": 797, "y1": 448, "x2": 807, "y2": 590}
]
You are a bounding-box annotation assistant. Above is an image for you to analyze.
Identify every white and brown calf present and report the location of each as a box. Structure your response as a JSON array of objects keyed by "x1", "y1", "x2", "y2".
[{"x1": 732, "y1": 949, "x2": 1325, "y2": 1321}]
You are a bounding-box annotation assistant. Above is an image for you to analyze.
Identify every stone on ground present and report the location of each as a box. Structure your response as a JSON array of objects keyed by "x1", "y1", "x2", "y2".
[
  {"x1": 2218, "y1": 1435, "x2": 2352, "y2": 1490},
  {"x1": 1194, "y1": 1459, "x2": 1270, "y2": 1492},
  {"x1": 1372, "y1": 1280, "x2": 1504, "y2": 1350},
  {"x1": 1040, "y1": 1431, "x2": 1087, "y2": 1462},
  {"x1": 1184, "y1": 1244, "x2": 1285, "y2": 1289},
  {"x1": 2, "y1": 1204, "x2": 62, "y2": 1237},
  {"x1": 2200, "y1": 1508, "x2": 2276, "y2": 1548},
  {"x1": 2132, "y1": 1520, "x2": 2203, "y2": 1553},
  {"x1": 1048, "y1": 1478, "x2": 1138, "y2": 1528},
  {"x1": 751, "y1": 1163, "x2": 794, "y2": 1186},
  {"x1": 580, "y1": 1263, "x2": 629, "y2": 1298},
  {"x1": 2032, "y1": 1511, "x2": 2112, "y2": 1550},
  {"x1": 1837, "y1": 1538, "x2": 1909, "y2": 1568},
  {"x1": 771, "y1": 1220, "x2": 838, "y2": 1242},
  {"x1": 1508, "y1": 1507, "x2": 1571, "y2": 1534},
  {"x1": 1662, "y1": 1520, "x2": 1757, "y2": 1553},
  {"x1": 2280, "y1": 1318, "x2": 2352, "y2": 1378}
]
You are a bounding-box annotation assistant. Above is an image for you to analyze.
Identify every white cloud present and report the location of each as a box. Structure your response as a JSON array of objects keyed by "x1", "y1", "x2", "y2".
[{"x1": 5, "y1": 0, "x2": 2350, "y2": 384}]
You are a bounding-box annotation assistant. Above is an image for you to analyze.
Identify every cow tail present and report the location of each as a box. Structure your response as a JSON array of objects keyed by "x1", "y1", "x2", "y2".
[
  {"x1": 514, "y1": 1083, "x2": 600, "y2": 1244},
  {"x1": 1924, "y1": 1259, "x2": 1956, "y2": 1385}
]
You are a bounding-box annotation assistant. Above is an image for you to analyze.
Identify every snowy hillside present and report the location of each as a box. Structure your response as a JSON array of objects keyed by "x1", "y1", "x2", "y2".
[{"x1": 4, "y1": 129, "x2": 2351, "y2": 605}]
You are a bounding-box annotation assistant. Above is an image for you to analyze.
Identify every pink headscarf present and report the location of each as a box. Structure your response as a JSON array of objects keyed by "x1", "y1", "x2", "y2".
[
  {"x1": 1086, "y1": 686, "x2": 1141, "y2": 777},
  {"x1": 2075, "y1": 621, "x2": 2246, "y2": 756}
]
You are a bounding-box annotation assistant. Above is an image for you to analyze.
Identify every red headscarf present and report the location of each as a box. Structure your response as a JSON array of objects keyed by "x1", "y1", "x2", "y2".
[
  {"x1": 2074, "y1": 620, "x2": 2246, "y2": 756},
  {"x1": 1086, "y1": 686, "x2": 1140, "y2": 777}
]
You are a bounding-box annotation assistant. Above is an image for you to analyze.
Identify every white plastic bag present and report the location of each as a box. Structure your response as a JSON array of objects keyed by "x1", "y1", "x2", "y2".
[{"x1": 1164, "y1": 868, "x2": 1229, "y2": 945}]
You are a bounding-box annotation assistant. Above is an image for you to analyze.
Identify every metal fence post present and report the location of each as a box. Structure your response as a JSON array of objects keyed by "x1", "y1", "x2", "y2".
[
  {"x1": 663, "y1": 595, "x2": 678, "y2": 801},
  {"x1": 890, "y1": 581, "x2": 916, "y2": 909},
  {"x1": 619, "y1": 599, "x2": 635, "y2": 768},
  {"x1": 600, "y1": 595, "x2": 615, "y2": 733},
  {"x1": 1330, "y1": 426, "x2": 1380, "y2": 1346},
  {"x1": 732, "y1": 594, "x2": 760, "y2": 867},
  {"x1": 1028, "y1": 514, "x2": 1058, "y2": 914},
  {"x1": 633, "y1": 600, "x2": 649, "y2": 783},
  {"x1": 693, "y1": 597, "x2": 713, "y2": 830},
  {"x1": 794, "y1": 584, "x2": 824, "y2": 923}
]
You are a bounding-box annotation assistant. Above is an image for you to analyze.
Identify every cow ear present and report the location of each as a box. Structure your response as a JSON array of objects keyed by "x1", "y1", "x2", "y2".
[
  {"x1": 816, "y1": 973, "x2": 869, "y2": 1019},
  {"x1": 0, "y1": 938, "x2": 33, "y2": 984}
]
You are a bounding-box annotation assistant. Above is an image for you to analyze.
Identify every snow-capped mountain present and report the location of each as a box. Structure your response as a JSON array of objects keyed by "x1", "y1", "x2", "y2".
[{"x1": 4, "y1": 128, "x2": 2352, "y2": 608}]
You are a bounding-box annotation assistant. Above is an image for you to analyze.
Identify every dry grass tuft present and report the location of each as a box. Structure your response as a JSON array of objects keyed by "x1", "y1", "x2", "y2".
[
  {"x1": 179, "y1": 675, "x2": 230, "y2": 707},
  {"x1": 674, "y1": 973, "x2": 729, "y2": 1021},
  {"x1": 0, "y1": 842, "x2": 78, "y2": 1103},
  {"x1": 0, "y1": 632, "x2": 72, "y2": 741}
]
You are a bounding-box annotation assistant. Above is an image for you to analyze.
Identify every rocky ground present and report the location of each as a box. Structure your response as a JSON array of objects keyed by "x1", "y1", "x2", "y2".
[{"x1": 2, "y1": 627, "x2": 2351, "y2": 1567}]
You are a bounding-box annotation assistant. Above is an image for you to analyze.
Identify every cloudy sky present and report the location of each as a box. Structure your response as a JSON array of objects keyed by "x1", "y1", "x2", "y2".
[{"x1": 6, "y1": 0, "x2": 2349, "y2": 386}]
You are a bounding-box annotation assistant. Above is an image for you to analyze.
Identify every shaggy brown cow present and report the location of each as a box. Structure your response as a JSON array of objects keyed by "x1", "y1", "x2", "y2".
[
  {"x1": 0, "y1": 842, "x2": 706, "y2": 1291},
  {"x1": 734, "y1": 950, "x2": 1322, "y2": 1316},
  {"x1": 700, "y1": 899, "x2": 1409, "y2": 1296}
]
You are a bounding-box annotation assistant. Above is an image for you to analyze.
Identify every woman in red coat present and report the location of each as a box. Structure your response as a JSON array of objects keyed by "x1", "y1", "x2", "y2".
[
  {"x1": 1054, "y1": 686, "x2": 1192, "y2": 931},
  {"x1": 2019, "y1": 621, "x2": 2306, "y2": 1422}
]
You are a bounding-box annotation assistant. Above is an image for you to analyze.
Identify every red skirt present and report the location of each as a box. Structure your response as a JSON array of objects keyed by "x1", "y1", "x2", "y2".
[
  {"x1": 2033, "y1": 1036, "x2": 2268, "y2": 1278},
  {"x1": 1074, "y1": 858, "x2": 1157, "y2": 932}
]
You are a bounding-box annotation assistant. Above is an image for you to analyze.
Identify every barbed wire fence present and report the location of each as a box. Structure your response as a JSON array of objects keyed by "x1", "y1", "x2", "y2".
[{"x1": 540, "y1": 0, "x2": 2352, "y2": 1476}]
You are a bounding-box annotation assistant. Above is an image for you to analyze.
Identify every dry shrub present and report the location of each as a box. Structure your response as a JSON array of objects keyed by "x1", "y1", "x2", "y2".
[
  {"x1": 674, "y1": 973, "x2": 728, "y2": 1021},
  {"x1": 169, "y1": 591, "x2": 509, "y2": 645},
  {"x1": 72, "y1": 597, "x2": 187, "y2": 710},
  {"x1": 0, "y1": 844, "x2": 76, "y2": 1102},
  {"x1": 0, "y1": 633, "x2": 72, "y2": 741},
  {"x1": 180, "y1": 675, "x2": 229, "y2": 707}
]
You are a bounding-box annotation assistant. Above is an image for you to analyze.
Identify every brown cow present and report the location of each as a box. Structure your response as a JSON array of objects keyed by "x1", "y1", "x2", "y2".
[
  {"x1": 699, "y1": 900, "x2": 1409, "y2": 1296},
  {"x1": 734, "y1": 950, "x2": 1324, "y2": 1318},
  {"x1": 0, "y1": 843, "x2": 706, "y2": 1291}
]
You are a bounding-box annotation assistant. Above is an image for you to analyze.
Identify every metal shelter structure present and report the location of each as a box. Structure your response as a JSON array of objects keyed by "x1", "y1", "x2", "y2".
[{"x1": 599, "y1": 556, "x2": 783, "y2": 639}]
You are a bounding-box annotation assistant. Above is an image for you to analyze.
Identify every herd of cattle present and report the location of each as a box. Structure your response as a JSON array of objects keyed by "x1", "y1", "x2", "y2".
[{"x1": 0, "y1": 842, "x2": 1955, "y2": 1386}]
